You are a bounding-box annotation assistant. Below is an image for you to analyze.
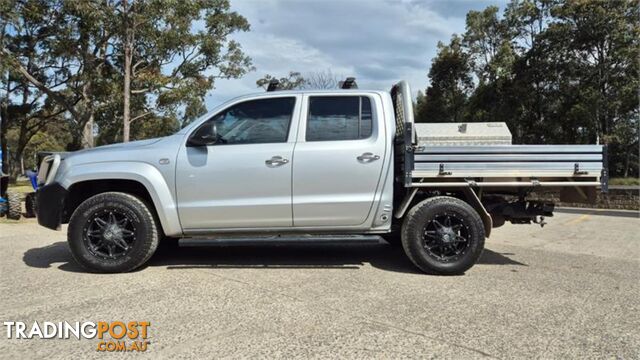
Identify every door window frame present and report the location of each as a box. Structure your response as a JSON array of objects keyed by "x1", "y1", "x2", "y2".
[{"x1": 185, "y1": 94, "x2": 302, "y2": 146}]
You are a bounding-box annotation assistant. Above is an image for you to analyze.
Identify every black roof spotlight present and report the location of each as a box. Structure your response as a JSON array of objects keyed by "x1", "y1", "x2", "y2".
[
  {"x1": 340, "y1": 77, "x2": 358, "y2": 89},
  {"x1": 266, "y1": 79, "x2": 280, "y2": 92}
]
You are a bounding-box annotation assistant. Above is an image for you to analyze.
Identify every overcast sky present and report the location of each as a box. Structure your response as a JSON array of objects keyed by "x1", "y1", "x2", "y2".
[{"x1": 206, "y1": 0, "x2": 507, "y2": 109}]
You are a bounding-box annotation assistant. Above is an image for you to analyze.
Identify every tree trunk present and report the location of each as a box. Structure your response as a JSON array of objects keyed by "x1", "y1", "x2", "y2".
[
  {"x1": 0, "y1": 72, "x2": 7, "y2": 174},
  {"x1": 13, "y1": 123, "x2": 28, "y2": 178},
  {"x1": 82, "y1": 114, "x2": 94, "y2": 148},
  {"x1": 122, "y1": 0, "x2": 132, "y2": 143},
  {"x1": 123, "y1": 52, "x2": 131, "y2": 142},
  {"x1": 0, "y1": 104, "x2": 8, "y2": 175},
  {"x1": 623, "y1": 146, "x2": 630, "y2": 178}
]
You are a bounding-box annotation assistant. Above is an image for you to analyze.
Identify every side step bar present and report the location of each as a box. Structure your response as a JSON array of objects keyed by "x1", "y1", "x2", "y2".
[{"x1": 181, "y1": 235, "x2": 384, "y2": 246}]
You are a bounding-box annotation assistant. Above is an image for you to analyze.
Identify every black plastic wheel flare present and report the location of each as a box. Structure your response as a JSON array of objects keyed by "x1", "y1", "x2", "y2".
[
  {"x1": 422, "y1": 212, "x2": 470, "y2": 262},
  {"x1": 83, "y1": 210, "x2": 137, "y2": 260}
]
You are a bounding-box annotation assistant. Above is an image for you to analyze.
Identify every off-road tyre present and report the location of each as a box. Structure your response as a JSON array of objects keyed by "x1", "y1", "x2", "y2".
[
  {"x1": 401, "y1": 196, "x2": 485, "y2": 275},
  {"x1": 6, "y1": 191, "x2": 22, "y2": 220},
  {"x1": 68, "y1": 192, "x2": 159, "y2": 273}
]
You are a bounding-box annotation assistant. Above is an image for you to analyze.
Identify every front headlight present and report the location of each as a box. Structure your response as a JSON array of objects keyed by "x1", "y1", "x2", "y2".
[{"x1": 37, "y1": 154, "x2": 61, "y2": 186}]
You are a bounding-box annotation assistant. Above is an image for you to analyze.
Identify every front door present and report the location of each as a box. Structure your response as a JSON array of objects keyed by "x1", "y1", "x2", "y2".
[
  {"x1": 176, "y1": 96, "x2": 299, "y2": 230},
  {"x1": 292, "y1": 95, "x2": 386, "y2": 226}
]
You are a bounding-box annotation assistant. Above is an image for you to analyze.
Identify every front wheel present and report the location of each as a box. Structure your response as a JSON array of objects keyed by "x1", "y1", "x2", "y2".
[
  {"x1": 401, "y1": 196, "x2": 485, "y2": 275},
  {"x1": 68, "y1": 192, "x2": 159, "y2": 273}
]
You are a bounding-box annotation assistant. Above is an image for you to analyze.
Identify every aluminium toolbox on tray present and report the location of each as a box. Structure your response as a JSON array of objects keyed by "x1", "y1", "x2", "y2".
[{"x1": 414, "y1": 122, "x2": 512, "y2": 146}]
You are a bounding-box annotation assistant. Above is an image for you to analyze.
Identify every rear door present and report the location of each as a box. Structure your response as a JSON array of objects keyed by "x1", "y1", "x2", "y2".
[{"x1": 292, "y1": 94, "x2": 386, "y2": 226}]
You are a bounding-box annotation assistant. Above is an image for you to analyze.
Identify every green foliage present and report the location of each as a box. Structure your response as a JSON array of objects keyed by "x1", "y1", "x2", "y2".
[
  {"x1": 6, "y1": 120, "x2": 71, "y2": 173},
  {"x1": 609, "y1": 178, "x2": 640, "y2": 186},
  {"x1": 415, "y1": 36, "x2": 473, "y2": 123},
  {"x1": 416, "y1": 0, "x2": 639, "y2": 177},
  {"x1": 127, "y1": 0, "x2": 253, "y2": 123},
  {"x1": 256, "y1": 70, "x2": 341, "y2": 90},
  {"x1": 256, "y1": 72, "x2": 306, "y2": 90},
  {"x1": 1, "y1": 0, "x2": 252, "y2": 177}
]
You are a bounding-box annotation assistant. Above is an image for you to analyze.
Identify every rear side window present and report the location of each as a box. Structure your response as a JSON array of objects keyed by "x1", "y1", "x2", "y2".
[{"x1": 306, "y1": 96, "x2": 373, "y2": 141}]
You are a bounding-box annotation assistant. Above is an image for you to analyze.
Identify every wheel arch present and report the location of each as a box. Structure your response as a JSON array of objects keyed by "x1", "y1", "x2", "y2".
[
  {"x1": 460, "y1": 188, "x2": 492, "y2": 238},
  {"x1": 395, "y1": 188, "x2": 492, "y2": 238},
  {"x1": 60, "y1": 162, "x2": 182, "y2": 236}
]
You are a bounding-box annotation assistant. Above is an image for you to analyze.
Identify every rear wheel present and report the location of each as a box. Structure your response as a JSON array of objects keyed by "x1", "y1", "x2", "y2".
[
  {"x1": 68, "y1": 192, "x2": 159, "y2": 273},
  {"x1": 6, "y1": 191, "x2": 22, "y2": 220},
  {"x1": 401, "y1": 196, "x2": 485, "y2": 275}
]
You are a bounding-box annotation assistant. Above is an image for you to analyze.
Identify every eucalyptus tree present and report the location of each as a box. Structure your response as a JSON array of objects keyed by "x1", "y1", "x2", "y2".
[
  {"x1": 256, "y1": 72, "x2": 306, "y2": 90},
  {"x1": 1, "y1": 0, "x2": 254, "y2": 149},
  {"x1": 416, "y1": 0, "x2": 639, "y2": 176},
  {"x1": 415, "y1": 36, "x2": 474, "y2": 124},
  {"x1": 0, "y1": 0, "x2": 70, "y2": 174},
  {"x1": 117, "y1": 0, "x2": 253, "y2": 141},
  {"x1": 1, "y1": 0, "x2": 119, "y2": 149}
]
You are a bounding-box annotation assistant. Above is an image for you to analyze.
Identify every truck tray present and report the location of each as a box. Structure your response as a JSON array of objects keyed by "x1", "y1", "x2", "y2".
[{"x1": 411, "y1": 144, "x2": 605, "y2": 179}]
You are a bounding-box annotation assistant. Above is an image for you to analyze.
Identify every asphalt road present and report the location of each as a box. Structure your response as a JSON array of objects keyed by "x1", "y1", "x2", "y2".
[{"x1": 1, "y1": 211, "x2": 638, "y2": 359}]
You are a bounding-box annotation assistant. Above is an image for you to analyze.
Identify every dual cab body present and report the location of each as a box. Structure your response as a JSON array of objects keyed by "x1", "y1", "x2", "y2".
[{"x1": 35, "y1": 81, "x2": 606, "y2": 274}]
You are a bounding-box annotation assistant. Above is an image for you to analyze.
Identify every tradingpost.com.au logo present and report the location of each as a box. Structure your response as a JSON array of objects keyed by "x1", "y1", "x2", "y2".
[{"x1": 3, "y1": 321, "x2": 150, "y2": 352}]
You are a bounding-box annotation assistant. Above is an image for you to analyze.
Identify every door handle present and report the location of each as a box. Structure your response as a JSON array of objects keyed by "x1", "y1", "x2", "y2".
[
  {"x1": 265, "y1": 156, "x2": 289, "y2": 166},
  {"x1": 357, "y1": 152, "x2": 380, "y2": 162}
]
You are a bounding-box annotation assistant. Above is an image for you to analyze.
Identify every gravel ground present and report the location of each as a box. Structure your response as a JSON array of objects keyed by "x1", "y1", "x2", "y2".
[{"x1": 0, "y1": 210, "x2": 638, "y2": 359}]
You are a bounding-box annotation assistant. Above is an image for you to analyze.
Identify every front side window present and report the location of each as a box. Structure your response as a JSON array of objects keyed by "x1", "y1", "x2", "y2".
[
  {"x1": 306, "y1": 96, "x2": 373, "y2": 141},
  {"x1": 191, "y1": 97, "x2": 296, "y2": 145}
]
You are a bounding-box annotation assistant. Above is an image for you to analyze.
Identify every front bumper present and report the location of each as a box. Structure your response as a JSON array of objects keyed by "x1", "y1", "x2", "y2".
[{"x1": 36, "y1": 182, "x2": 68, "y2": 230}]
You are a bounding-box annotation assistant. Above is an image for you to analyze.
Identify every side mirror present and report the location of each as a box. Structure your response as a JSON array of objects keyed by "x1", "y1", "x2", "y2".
[{"x1": 187, "y1": 122, "x2": 218, "y2": 147}]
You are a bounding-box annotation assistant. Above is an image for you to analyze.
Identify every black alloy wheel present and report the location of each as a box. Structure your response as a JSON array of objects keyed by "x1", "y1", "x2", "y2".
[
  {"x1": 422, "y1": 212, "x2": 471, "y2": 262},
  {"x1": 83, "y1": 209, "x2": 137, "y2": 260}
]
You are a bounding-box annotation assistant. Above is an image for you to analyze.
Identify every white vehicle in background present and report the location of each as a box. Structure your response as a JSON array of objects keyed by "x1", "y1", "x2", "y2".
[{"x1": 35, "y1": 78, "x2": 608, "y2": 274}]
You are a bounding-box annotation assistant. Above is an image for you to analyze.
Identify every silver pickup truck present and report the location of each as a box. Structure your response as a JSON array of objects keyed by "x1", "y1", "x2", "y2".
[{"x1": 35, "y1": 80, "x2": 607, "y2": 274}]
